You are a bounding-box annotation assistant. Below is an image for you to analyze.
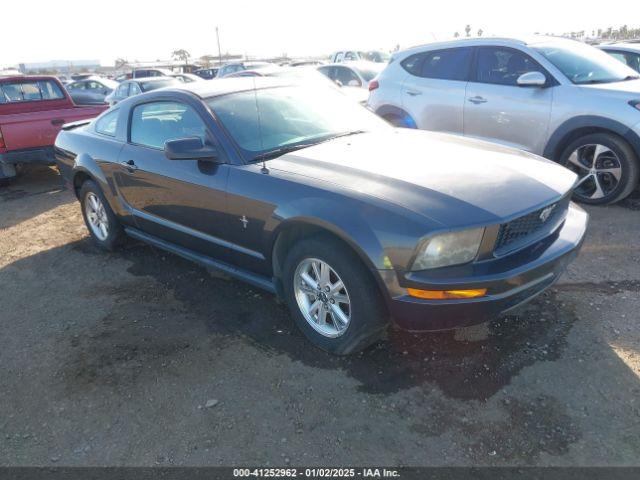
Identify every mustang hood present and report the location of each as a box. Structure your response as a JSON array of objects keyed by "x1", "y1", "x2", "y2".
[{"x1": 269, "y1": 129, "x2": 577, "y2": 227}]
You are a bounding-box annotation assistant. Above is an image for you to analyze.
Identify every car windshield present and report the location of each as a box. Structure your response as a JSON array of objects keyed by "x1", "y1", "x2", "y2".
[
  {"x1": 140, "y1": 79, "x2": 176, "y2": 92},
  {"x1": 207, "y1": 86, "x2": 389, "y2": 161},
  {"x1": 533, "y1": 41, "x2": 639, "y2": 84}
]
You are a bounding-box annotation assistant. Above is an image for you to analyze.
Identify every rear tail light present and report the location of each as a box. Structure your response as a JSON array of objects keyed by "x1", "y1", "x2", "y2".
[
  {"x1": 0, "y1": 127, "x2": 5, "y2": 149},
  {"x1": 368, "y1": 79, "x2": 379, "y2": 91}
]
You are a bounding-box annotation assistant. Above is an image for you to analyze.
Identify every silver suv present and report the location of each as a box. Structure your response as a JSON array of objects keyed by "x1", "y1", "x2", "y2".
[{"x1": 368, "y1": 36, "x2": 640, "y2": 204}]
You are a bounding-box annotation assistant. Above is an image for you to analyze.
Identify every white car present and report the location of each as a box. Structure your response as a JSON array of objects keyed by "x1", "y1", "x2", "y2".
[{"x1": 368, "y1": 36, "x2": 640, "y2": 205}]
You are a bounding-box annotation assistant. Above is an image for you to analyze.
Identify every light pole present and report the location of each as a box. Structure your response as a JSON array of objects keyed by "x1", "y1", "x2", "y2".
[{"x1": 216, "y1": 26, "x2": 222, "y2": 66}]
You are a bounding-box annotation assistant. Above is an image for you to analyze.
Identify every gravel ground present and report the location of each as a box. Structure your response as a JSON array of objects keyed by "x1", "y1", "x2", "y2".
[{"x1": 1, "y1": 166, "x2": 639, "y2": 467}]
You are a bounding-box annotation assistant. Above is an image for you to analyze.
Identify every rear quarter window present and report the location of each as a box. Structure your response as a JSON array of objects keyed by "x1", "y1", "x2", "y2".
[
  {"x1": 401, "y1": 48, "x2": 473, "y2": 81},
  {"x1": 95, "y1": 109, "x2": 119, "y2": 137}
]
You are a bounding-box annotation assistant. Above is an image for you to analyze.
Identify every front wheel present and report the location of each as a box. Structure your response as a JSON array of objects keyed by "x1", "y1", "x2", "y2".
[
  {"x1": 283, "y1": 234, "x2": 388, "y2": 355},
  {"x1": 559, "y1": 133, "x2": 639, "y2": 205}
]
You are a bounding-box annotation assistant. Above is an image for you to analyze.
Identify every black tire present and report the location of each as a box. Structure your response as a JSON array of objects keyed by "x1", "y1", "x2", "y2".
[
  {"x1": 559, "y1": 132, "x2": 639, "y2": 205},
  {"x1": 282, "y1": 234, "x2": 388, "y2": 355},
  {"x1": 383, "y1": 113, "x2": 415, "y2": 129},
  {"x1": 78, "y1": 180, "x2": 124, "y2": 251}
]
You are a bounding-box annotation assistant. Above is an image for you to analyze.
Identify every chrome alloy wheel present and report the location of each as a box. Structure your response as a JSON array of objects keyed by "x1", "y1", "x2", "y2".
[
  {"x1": 566, "y1": 144, "x2": 622, "y2": 201},
  {"x1": 84, "y1": 192, "x2": 109, "y2": 241},
  {"x1": 293, "y1": 258, "x2": 351, "y2": 338}
]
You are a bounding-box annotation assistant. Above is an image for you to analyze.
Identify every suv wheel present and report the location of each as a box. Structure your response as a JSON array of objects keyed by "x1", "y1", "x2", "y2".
[
  {"x1": 282, "y1": 234, "x2": 388, "y2": 355},
  {"x1": 559, "y1": 133, "x2": 639, "y2": 205},
  {"x1": 79, "y1": 180, "x2": 124, "y2": 250}
]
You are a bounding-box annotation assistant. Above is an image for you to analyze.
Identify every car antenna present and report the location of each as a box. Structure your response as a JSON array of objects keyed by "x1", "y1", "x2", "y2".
[{"x1": 252, "y1": 78, "x2": 269, "y2": 174}]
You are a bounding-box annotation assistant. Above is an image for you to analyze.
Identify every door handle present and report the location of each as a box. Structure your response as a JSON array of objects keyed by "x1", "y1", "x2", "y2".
[
  {"x1": 120, "y1": 160, "x2": 138, "y2": 171},
  {"x1": 468, "y1": 96, "x2": 487, "y2": 104},
  {"x1": 51, "y1": 118, "x2": 65, "y2": 126},
  {"x1": 406, "y1": 90, "x2": 422, "y2": 96}
]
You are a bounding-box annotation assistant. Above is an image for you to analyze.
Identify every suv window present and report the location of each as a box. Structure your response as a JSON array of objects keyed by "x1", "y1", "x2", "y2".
[
  {"x1": 401, "y1": 48, "x2": 472, "y2": 81},
  {"x1": 475, "y1": 47, "x2": 542, "y2": 86},
  {"x1": 115, "y1": 83, "x2": 129, "y2": 98},
  {"x1": 129, "y1": 83, "x2": 142, "y2": 95},
  {"x1": 130, "y1": 102, "x2": 208, "y2": 150},
  {"x1": 95, "y1": 109, "x2": 119, "y2": 137}
]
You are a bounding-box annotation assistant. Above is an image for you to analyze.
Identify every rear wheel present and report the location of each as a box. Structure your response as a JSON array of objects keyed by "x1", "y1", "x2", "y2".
[
  {"x1": 282, "y1": 234, "x2": 388, "y2": 355},
  {"x1": 79, "y1": 180, "x2": 124, "y2": 250},
  {"x1": 559, "y1": 133, "x2": 639, "y2": 205}
]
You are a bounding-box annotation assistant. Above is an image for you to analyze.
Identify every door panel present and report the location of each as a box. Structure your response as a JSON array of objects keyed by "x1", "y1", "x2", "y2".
[
  {"x1": 464, "y1": 47, "x2": 553, "y2": 154},
  {"x1": 116, "y1": 144, "x2": 232, "y2": 260},
  {"x1": 400, "y1": 47, "x2": 473, "y2": 134}
]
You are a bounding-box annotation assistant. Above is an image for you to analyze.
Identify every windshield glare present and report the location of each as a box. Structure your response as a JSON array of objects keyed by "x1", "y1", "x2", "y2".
[
  {"x1": 207, "y1": 86, "x2": 389, "y2": 160},
  {"x1": 533, "y1": 41, "x2": 638, "y2": 84}
]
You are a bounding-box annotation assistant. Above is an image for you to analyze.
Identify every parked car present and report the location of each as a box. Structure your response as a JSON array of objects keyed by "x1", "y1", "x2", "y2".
[
  {"x1": 66, "y1": 77, "x2": 119, "y2": 105},
  {"x1": 105, "y1": 77, "x2": 180, "y2": 106},
  {"x1": 368, "y1": 36, "x2": 640, "y2": 205},
  {"x1": 225, "y1": 66, "x2": 370, "y2": 104},
  {"x1": 330, "y1": 51, "x2": 366, "y2": 63},
  {"x1": 54, "y1": 78, "x2": 587, "y2": 355},
  {"x1": 217, "y1": 61, "x2": 271, "y2": 78},
  {"x1": 0, "y1": 75, "x2": 106, "y2": 183},
  {"x1": 599, "y1": 43, "x2": 640, "y2": 73},
  {"x1": 194, "y1": 68, "x2": 219, "y2": 80},
  {"x1": 318, "y1": 61, "x2": 384, "y2": 88},
  {"x1": 115, "y1": 69, "x2": 172, "y2": 82},
  {"x1": 170, "y1": 73, "x2": 203, "y2": 83},
  {"x1": 364, "y1": 50, "x2": 391, "y2": 63}
]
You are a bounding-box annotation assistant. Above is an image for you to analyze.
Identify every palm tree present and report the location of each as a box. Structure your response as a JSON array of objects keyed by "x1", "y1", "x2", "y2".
[
  {"x1": 454, "y1": 32, "x2": 460, "y2": 38},
  {"x1": 172, "y1": 49, "x2": 191, "y2": 68},
  {"x1": 477, "y1": 28, "x2": 483, "y2": 37},
  {"x1": 465, "y1": 24, "x2": 471, "y2": 37}
]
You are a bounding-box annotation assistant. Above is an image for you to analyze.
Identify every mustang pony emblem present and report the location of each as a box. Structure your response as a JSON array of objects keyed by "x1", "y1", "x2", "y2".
[{"x1": 539, "y1": 204, "x2": 556, "y2": 222}]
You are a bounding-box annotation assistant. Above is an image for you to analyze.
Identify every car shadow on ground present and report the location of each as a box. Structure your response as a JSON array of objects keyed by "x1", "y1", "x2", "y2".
[
  {"x1": 0, "y1": 166, "x2": 70, "y2": 229},
  {"x1": 62, "y1": 236, "x2": 618, "y2": 402}
]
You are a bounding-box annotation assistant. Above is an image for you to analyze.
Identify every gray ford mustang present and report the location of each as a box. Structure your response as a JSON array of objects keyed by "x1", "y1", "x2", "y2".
[{"x1": 54, "y1": 78, "x2": 588, "y2": 355}]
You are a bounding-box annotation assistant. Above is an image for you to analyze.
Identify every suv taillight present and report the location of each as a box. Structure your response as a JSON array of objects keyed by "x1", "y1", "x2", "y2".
[
  {"x1": 368, "y1": 79, "x2": 379, "y2": 91},
  {"x1": 0, "y1": 127, "x2": 5, "y2": 149}
]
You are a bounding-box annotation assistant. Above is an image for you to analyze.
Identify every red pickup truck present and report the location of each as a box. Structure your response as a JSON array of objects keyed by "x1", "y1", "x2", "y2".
[{"x1": 0, "y1": 75, "x2": 107, "y2": 183}]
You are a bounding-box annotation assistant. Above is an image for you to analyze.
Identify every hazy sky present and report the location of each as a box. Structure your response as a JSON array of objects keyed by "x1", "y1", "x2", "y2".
[{"x1": 1, "y1": 0, "x2": 635, "y2": 66}]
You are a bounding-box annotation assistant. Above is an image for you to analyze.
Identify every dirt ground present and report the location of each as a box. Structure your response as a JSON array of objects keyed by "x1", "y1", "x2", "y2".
[{"x1": 1, "y1": 166, "x2": 639, "y2": 467}]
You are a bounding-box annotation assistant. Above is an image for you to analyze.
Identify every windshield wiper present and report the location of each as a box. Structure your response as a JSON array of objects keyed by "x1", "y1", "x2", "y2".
[
  {"x1": 251, "y1": 143, "x2": 316, "y2": 162},
  {"x1": 249, "y1": 131, "x2": 368, "y2": 162}
]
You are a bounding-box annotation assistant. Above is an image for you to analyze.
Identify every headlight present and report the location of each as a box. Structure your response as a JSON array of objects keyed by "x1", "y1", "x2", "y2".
[{"x1": 411, "y1": 228, "x2": 485, "y2": 271}]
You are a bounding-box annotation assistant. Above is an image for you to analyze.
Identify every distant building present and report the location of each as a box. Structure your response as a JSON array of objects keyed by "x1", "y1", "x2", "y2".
[{"x1": 18, "y1": 60, "x2": 101, "y2": 74}]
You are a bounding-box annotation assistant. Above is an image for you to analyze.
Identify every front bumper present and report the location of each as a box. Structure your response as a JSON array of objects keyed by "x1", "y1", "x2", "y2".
[{"x1": 381, "y1": 203, "x2": 588, "y2": 331}]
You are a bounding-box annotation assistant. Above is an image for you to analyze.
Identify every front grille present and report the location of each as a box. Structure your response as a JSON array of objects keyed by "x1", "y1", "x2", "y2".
[{"x1": 494, "y1": 196, "x2": 570, "y2": 255}]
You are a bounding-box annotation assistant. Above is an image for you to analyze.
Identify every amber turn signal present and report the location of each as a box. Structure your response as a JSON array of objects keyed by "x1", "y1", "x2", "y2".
[{"x1": 407, "y1": 288, "x2": 487, "y2": 300}]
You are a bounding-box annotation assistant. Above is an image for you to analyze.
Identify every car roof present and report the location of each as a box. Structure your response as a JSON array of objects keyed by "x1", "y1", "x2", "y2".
[
  {"x1": 160, "y1": 77, "x2": 297, "y2": 99},
  {"x1": 0, "y1": 75, "x2": 60, "y2": 83},
  {"x1": 396, "y1": 35, "x2": 576, "y2": 57}
]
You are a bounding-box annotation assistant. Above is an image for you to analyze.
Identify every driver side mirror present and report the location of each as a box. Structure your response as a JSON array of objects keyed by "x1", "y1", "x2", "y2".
[
  {"x1": 165, "y1": 137, "x2": 220, "y2": 162},
  {"x1": 334, "y1": 79, "x2": 343, "y2": 87},
  {"x1": 517, "y1": 71, "x2": 547, "y2": 87}
]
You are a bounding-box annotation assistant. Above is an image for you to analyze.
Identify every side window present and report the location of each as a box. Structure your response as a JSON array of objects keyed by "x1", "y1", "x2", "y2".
[
  {"x1": 317, "y1": 66, "x2": 334, "y2": 80},
  {"x1": 335, "y1": 67, "x2": 361, "y2": 86},
  {"x1": 402, "y1": 48, "x2": 472, "y2": 81},
  {"x1": 335, "y1": 52, "x2": 345, "y2": 63},
  {"x1": 344, "y1": 51, "x2": 358, "y2": 61},
  {"x1": 21, "y1": 82, "x2": 42, "y2": 101},
  {"x1": 116, "y1": 83, "x2": 129, "y2": 97},
  {"x1": 68, "y1": 82, "x2": 82, "y2": 90},
  {"x1": 95, "y1": 109, "x2": 119, "y2": 137},
  {"x1": 39, "y1": 80, "x2": 65, "y2": 100},
  {"x1": 1, "y1": 83, "x2": 24, "y2": 101},
  {"x1": 475, "y1": 47, "x2": 542, "y2": 86},
  {"x1": 130, "y1": 102, "x2": 208, "y2": 150}
]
